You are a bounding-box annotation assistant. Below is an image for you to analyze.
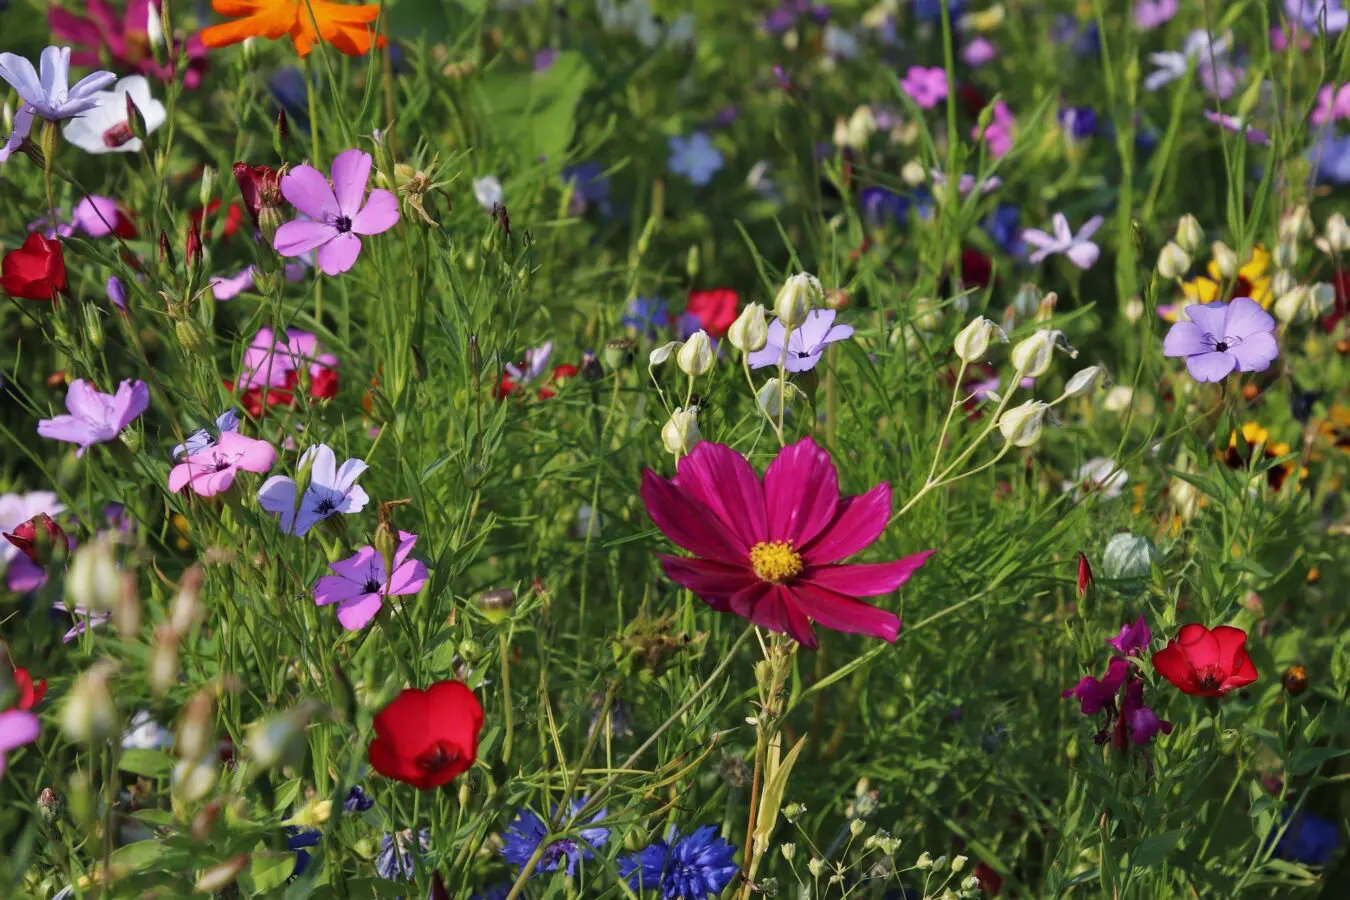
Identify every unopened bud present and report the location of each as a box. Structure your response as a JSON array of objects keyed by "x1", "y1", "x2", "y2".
[
  {"x1": 808, "y1": 857, "x2": 826, "y2": 877},
  {"x1": 649, "y1": 341, "x2": 680, "y2": 368},
  {"x1": 1324, "y1": 212, "x2": 1350, "y2": 253},
  {"x1": 603, "y1": 337, "x2": 636, "y2": 370},
  {"x1": 274, "y1": 109, "x2": 290, "y2": 156},
  {"x1": 951, "y1": 854, "x2": 968, "y2": 873},
  {"x1": 998, "y1": 400, "x2": 1050, "y2": 447},
  {"x1": 1270, "y1": 269, "x2": 1298, "y2": 301},
  {"x1": 1010, "y1": 329, "x2": 1061, "y2": 378},
  {"x1": 686, "y1": 244, "x2": 700, "y2": 279},
  {"x1": 1156, "y1": 241, "x2": 1191, "y2": 280},
  {"x1": 113, "y1": 571, "x2": 141, "y2": 637},
  {"x1": 199, "y1": 166, "x2": 214, "y2": 210},
  {"x1": 177, "y1": 690, "x2": 216, "y2": 762},
  {"x1": 175, "y1": 318, "x2": 205, "y2": 354},
  {"x1": 195, "y1": 854, "x2": 249, "y2": 892},
  {"x1": 192, "y1": 802, "x2": 222, "y2": 842},
  {"x1": 1280, "y1": 204, "x2": 1311, "y2": 242},
  {"x1": 757, "y1": 377, "x2": 804, "y2": 419},
  {"x1": 916, "y1": 851, "x2": 934, "y2": 869},
  {"x1": 728, "y1": 303, "x2": 768, "y2": 353},
  {"x1": 849, "y1": 818, "x2": 866, "y2": 837},
  {"x1": 953, "y1": 316, "x2": 1006, "y2": 363},
  {"x1": 125, "y1": 92, "x2": 146, "y2": 142},
  {"x1": 661, "y1": 406, "x2": 701, "y2": 456},
  {"x1": 477, "y1": 588, "x2": 516, "y2": 623},
  {"x1": 1274, "y1": 238, "x2": 1298, "y2": 270},
  {"x1": 1123, "y1": 297, "x2": 1144, "y2": 322},
  {"x1": 149, "y1": 625, "x2": 179, "y2": 696},
  {"x1": 901, "y1": 158, "x2": 927, "y2": 186},
  {"x1": 774, "y1": 273, "x2": 822, "y2": 327},
  {"x1": 174, "y1": 758, "x2": 218, "y2": 802},
  {"x1": 66, "y1": 534, "x2": 120, "y2": 612},
  {"x1": 1175, "y1": 214, "x2": 1204, "y2": 253},
  {"x1": 158, "y1": 229, "x2": 175, "y2": 268},
  {"x1": 170, "y1": 566, "x2": 206, "y2": 634},
  {"x1": 1012, "y1": 283, "x2": 1040, "y2": 321},
  {"x1": 61, "y1": 661, "x2": 119, "y2": 743},
  {"x1": 1062, "y1": 365, "x2": 1105, "y2": 398},
  {"x1": 468, "y1": 334, "x2": 483, "y2": 373},
  {"x1": 1211, "y1": 241, "x2": 1238, "y2": 279},
  {"x1": 247, "y1": 703, "x2": 315, "y2": 769},
  {"x1": 676, "y1": 330, "x2": 714, "y2": 376}
]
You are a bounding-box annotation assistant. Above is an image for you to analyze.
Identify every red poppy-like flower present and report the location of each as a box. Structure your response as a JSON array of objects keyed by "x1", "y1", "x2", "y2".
[
  {"x1": 2, "y1": 234, "x2": 67, "y2": 301},
  {"x1": 496, "y1": 363, "x2": 580, "y2": 401},
  {"x1": 368, "y1": 681, "x2": 484, "y2": 790},
  {"x1": 190, "y1": 198, "x2": 245, "y2": 240},
  {"x1": 3, "y1": 514, "x2": 69, "y2": 566},
  {"x1": 225, "y1": 366, "x2": 339, "y2": 418},
  {"x1": 13, "y1": 668, "x2": 48, "y2": 710},
  {"x1": 685, "y1": 288, "x2": 739, "y2": 338},
  {"x1": 1152, "y1": 624, "x2": 1258, "y2": 697},
  {"x1": 641, "y1": 437, "x2": 934, "y2": 649}
]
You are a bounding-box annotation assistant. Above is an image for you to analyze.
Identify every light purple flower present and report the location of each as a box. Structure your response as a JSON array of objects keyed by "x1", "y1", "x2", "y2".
[
  {"x1": 0, "y1": 709, "x2": 40, "y2": 779},
  {"x1": 505, "y1": 341, "x2": 553, "y2": 382},
  {"x1": 273, "y1": 148, "x2": 400, "y2": 276},
  {"x1": 1162, "y1": 297, "x2": 1279, "y2": 381},
  {"x1": 105, "y1": 276, "x2": 128, "y2": 310},
  {"x1": 1205, "y1": 111, "x2": 1270, "y2": 144},
  {"x1": 72, "y1": 196, "x2": 123, "y2": 237},
  {"x1": 930, "y1": 169, "x2": 1002, "y2": 195},
  {"x1": 257, "y1": 443, "x2": 369, "y2": 536},
  {"x1": 313, "y1": 531, "x2": 428, "y2": 630},
  {"x1": 0, "y1": 46, "x2": 116, "y2": 164},
  {"x1": 747, "y1": 309, "x2": 854, "y2": 372},
  {"x1": 668, "y1": 133, "x2": 724, "y2": 186},
  {"x1": 1133, "y1": 0, "x2": 1178, "y2": 29},
  {"x1": 37, "y1": 379, "x2": 148, "y2": 457},
  {"x1": 1107, "y1": 616, "x2": 1152, "y2": 656},
  {"x1": 51, "y1": 601, "x2": 110, "y2": 642},
  {"x1": 210, "y1": 266, "x2": 257, "y2": 301},
  {"x1": 1312, "y1": 84, "x2": 1350, "y2": 126},
  {"x1": 239, "y1": 327, "x2": 337, "y2": 390},
  {"x1": 173, "y1": 409, "x2": 240, "y2": 460},
  {"x1": 1022, "y1": 213, "x2": 1104, "y2": 269},
  {"x1": 1286, "y1": 0, "x2": 1349, "y2": 33},
  {"x1": 961, "y1": 36, "x2": 998, "y2": 67},
  {"x1": 901, "y1": 66, "x2": 949, "y2": 109},
  {"x1": 1144, "y1": 30, "x2": 1232, "y2": 92}
]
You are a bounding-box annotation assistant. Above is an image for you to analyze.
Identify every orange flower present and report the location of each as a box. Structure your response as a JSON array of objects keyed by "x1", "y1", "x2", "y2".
[{"x1": 200, "y1": 0, "x2": 386, "y2": 58}]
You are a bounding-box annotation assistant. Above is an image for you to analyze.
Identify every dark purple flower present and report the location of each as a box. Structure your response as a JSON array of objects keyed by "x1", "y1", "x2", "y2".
[
  {"x1": 1107, "y1": 616, "x2": 1152, "y2": 656},
  {"x1": 1062, "y1": 656, "x2": 1130, "y2": 715}
]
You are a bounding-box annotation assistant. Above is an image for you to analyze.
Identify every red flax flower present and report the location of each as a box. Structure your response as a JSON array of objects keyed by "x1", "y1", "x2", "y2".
[
  {"x1": 685, "y1": 288, "x2": 739, "y2": 338},
  {"x1": 13, "y1": 668, "x2": 48, "y2": 710},
  {"x1": 1152, "y1": 624, "x2": 1258, "y2": 697},
  {"x1": 368, "y1": 681, "x2": 483, "y2": 790},
  {"x1": 641, "y1": 437, "x2": 934, "y2": 649},
  {"x1": 2, "y1": 234, "x2": 67, "y2": 301}
]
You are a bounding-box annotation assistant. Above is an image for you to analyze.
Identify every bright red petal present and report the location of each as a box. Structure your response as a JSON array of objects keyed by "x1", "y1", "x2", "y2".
[
  {"x1": 1151, "y1": 643, "x2": 1197, "y2": 694},
  {"x1": 1210, "y1": 625, "x2": 1250, "y2": 675},
  {"x1": 425, "y1": 681, "x2": 484, "y2": 758},
  {"x1": 1175, "y1": 623, "x2": 1220, "y2": 669}
]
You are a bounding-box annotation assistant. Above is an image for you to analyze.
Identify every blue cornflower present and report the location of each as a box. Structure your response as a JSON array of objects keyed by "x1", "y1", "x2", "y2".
[
  {"x1": 286, "y1": 828, "x2": 321, "y2": 877},
  {"x1": 1275, "y1": 810, "x2": 1341, "y2": 866},
  {"x1": 619, "y1": 825, "x2": 739, "y2": 899},
  {"x1": 269, "y1": 68, "x2": 311, "y2": 132},
  {"x1": 376, "y1": 829, "x2": 429, "y2": 881},
  {"x1": 1059, "y1": 106, "x2": 1100, "y2": 142},
  {"x1": 983, "y1": 204, "x2": 1025, "y2": 257},
  {"x1": 564, "y1": 162, "x2": 613, "y2": 217},
  {"x1": 913, "y1": 0, "x2": 967, "y2": 21},
  {"x1": 500, "y1": 801, "x2": 609, "y2": 877},
  {"x1": 344, "y1": 785, "x2": 374, "y2": 813},
  {"x1": 860, "y1": 186, "x2": 911, "y2": 229},
  {"x1": 623, "y1": 296, "x2": 669, "y2": 338}
]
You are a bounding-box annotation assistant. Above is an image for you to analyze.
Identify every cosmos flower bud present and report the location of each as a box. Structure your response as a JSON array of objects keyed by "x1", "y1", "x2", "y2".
[
  {"x1": 774, "y1": 273, "x2": 823, "y2": 328},
  {"x1": 728, "y1": 303, "x2": 768, "y2": 353},
  {"x1": 113, "y1": 571, "x2": 141, "y2": 637},
  {"x1": 185, "y1": 220, "x2": 203, "y2": 270},
  {"x1": 125, "y1": 92, "x2": 146, "y2": 142},
  {"x1": 998, "y1": 400, "x2": 1050, "y2": 447},
  {"x1": 757, "y1": 377, "x2": 804, "y2": 419},
  {"x1": 1156, "y1": 242, "x2": 1191, "y2": 280},
  {"x1": 1061, "y1": 365, "x2": 1104, "y2": 398},
  {"x1": 1323, "y1": 212, "x2": 1350, "y2": 253},
  {"x1": 1010, "y1": 329, "x2": 1061, "y2": 378},
  {"x1": 199, "y1": 166, "x2": 215, "y2": 210},
  {"x1": 1270, "y1": 269, "x2": 1298, "y2": 301},
  {"x1": 146, "y1": 2, "x2": 165, "y2": 50},
  {"x1": 953, "y1": 316, "x2": 1006, "y2": 363},
  {"x1": 1310, "y1": 281, "x2": 1336, "y2": 314},
  {"x1": 1280, "y1": 204, "x2": 1311, "y2": 243},
  {"x1": 1274, "y1": 238, "x2": 1298, "y2": 270},
  {"x1": 781, "y1": 843, "x2": 796, "y2": 861},
  {"x1": 1175, "y1": 214, "x2": 1204, "y2": 253},
  {"x1": 808, "y1": 858, "x2": 827, "y2": 877},
  {"x1": 916, "y1": 852, "x2": 934, "y2": 869},
  {"x1": 61, "y1": 661, "x2": 119, "y2": 743},
  {"x1": 1123, "y1": 297, "x2": 1144, "y2": 322},
  {"x1": 951, "y1": 855, "x2": 969, "y2": 873},
  {"x1": 1211, "y1": 241, "x2": 1238, "y2": 279},
  {"x1": 661, "y1": 406, "x2": 701, "y2": 456},
  {"x1": 158, "y1": 229, "x2": 175, "y2": 268},
  {"x1": 603, "y1": 337, "x2": 636, "y2": 370},
  {"x1": 676, "y1": 330, "x2": 714, "y2": 376}
]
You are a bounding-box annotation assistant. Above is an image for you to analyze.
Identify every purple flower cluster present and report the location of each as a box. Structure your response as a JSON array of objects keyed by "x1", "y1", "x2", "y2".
[{"x1": 1063, "y1": 616, "x2": 1172, "y2": 750}]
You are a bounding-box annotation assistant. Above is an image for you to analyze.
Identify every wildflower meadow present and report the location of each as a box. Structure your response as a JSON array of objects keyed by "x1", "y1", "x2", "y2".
[{"x1": 5, "y1": 1, "x2": 1350, "y2": 897}]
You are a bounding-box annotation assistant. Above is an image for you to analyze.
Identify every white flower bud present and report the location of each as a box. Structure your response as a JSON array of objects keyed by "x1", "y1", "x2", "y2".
[
  {"x1": 1274, "y1": 238, "x2": 1298, "y2": 270},
  {"x1": 247, "y1": 707, "x2": 309, "y2": 770},
  {"x1": 998, "y1": 400, "x2": 1050, "y2": 447},
  {"x1": 146, "y1": 3, "x2": 165, "y2": 50},
  {"x1": 850, "y1": 818, "x2": 866, "y2": 837},
  {"x1": 932, "y1": 855, "x2": 948, "y2": 872},
  {"x1": 953, "y1": 316, "x2": 1006, "y2": 363},
  {"x1": 1211, "y1": 241, "x2": 1239, "y2": 279},
  {"x1": 757, "y1": 377, "x2": 804, "y2": 418},
  {"x1": 170, "y1": 566, "x2": 206, "y2": 635},
  {"x1": 916, "y1": 851, "x2": 934, "y2": 869},
  {"x1": 1280, "y1": 204, "x2": 1311, "y2": 242},
  {"x1": 808, "y1": 857, "x2": 827, "y2": 877},
  {"x1": 675, "y1": 330, "x2": 714, "y2": 376},
  {"x1": 1324, "y1": 212, "x2": 1350, "y2": 253},
  {"x1": 1175, "y1": 214, "x2": 1204, "y2": 253},
  {"x1": 774, "y1": 273, "x2": 823, "y2": 327},
  {"x1": 649, "y1": 341, "x2": 681, "y2": 367},
  {"x1": 199, "y1": 165, "x2": 215, "y2": 210},
  {"x1": 174, "y1": 758, "x2": 219, "y2": 802},
  {"x1": 61, "y1": 662, "x2": 119, "y2": 743},
  {"x1": 66, "y1": 536, "x2": 120, "y2": 612},
  {"x1": 1270, "y1": 269, "x2": 1298, "y2": 301},
  {"x1": 1156, "y1": 242, "x2": 1191, "y2": 280},
  {"x1": 1010, "y1": 329, "x2": 1061, "y2": 378},
  {"x1": 951, "y1": 854, "x2": 969, "y2": 873},
  {"x1": 661, "y1": 407, "x2": 701, "y2": 455},
  {"x1": 728, "y1": 303, "x2": 768, "y2": 352},
  {"x1": 1062, "y1": 365, "x2": 1104, "y2": 398},
  {"x1": 1311, "y1": 281, "x2": 1336, "y2": 314},
  {"x1": 901, "y1": 158, "x2": 927, "y2": 186},
  {"x1": 1123, "y1": 297, "x2": 1144, "y2": 322},
  {"x1": 1103, "y1": 385, "x2": 1134, "y2": 413},
  {"x1": 149, "y1": 625, "x2": 179, "y2": 696},
  {"x1": 781, "y1": 843, "x2": 796, "y2": 861},
  {"x1": 962, "y1": 876, "x2": 981, "y2": 891}
]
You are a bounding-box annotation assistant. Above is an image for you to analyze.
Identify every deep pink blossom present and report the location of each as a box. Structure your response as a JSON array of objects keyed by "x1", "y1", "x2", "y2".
[
  {"x1": 640, "y1": 437, "x2": 934, "y2": 649},
  {"x1": 48, "y1": 0, "x2": 208, "y2": 88},
  {"x1": 972, "y1": 100, "x2": 1014, "y2": 157},
  {"x1": 238, "y1": 327, "x2": 338, "y2": 390},
  {"x1": 0, "y1": 709, "x2": 40, "y2": 779},
  {"x1": 1312, "y1": 83, "x2": 1350, "y2": 126},
  {"x1": 1107, "y1": 615, "x2": 1152, "y2": 656},
  {"x1": 901, "y1": 66, "x2": 948, "y2": 109},
  {"x1": 1062, "y1": 656, "x2": 1130, "y2": 715},
  {"x1": 168, "y1": 431, "x2": 276, "y2": 497},
  {"x1": 313, "y1": 531, "x2": 429, "y2": 630},
  {"x1": 273, "y1": 149, "x2": 400, "y2": 276}
]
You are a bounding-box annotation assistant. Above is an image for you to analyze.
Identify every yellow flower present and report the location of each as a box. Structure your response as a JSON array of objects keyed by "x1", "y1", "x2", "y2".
[
  {"x1": 1220, "y1": 421, "x2": 1302, "y2": 491},
  {"x1": 1178, "y1": 245, "x2": 1272, "y2": 310}
]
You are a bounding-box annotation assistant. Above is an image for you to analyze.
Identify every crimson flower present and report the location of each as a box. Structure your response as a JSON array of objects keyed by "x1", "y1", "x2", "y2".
[
  {"x1": 233, "y1": 162, "x2": 283, "y2": 231},
  {"x1": 189, "y1": 198, "x2": 245, "y2": 240},
  {"x1": 3, "y1": 513, "x2": 69, "y2": 566},
  {"x1": 1152, "y1": 624, "x2": 1258, "y2": 697},
  {"x1": 684, "y1": 288, "x2": 739, "y2": 338},
  {"x1": 13, "y1": 667, "x2": 48, "y2": 710},
  {"x1": 1076, "y1": 552, "x2": 1092, "y2": 598},
  {"x1": 368, "y1": 681, "x2": 483, "y2": 790},
  {"x1": 641, "y1": 437, "x2": 934, "y2": 649},
  {"x1": 2, "y1": 234, "x2": 67, "y2": 301}
]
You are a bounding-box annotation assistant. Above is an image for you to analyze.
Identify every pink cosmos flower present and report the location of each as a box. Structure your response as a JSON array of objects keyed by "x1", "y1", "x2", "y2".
[
  {"x1": 38, "y1": 379, "x2": 148, "y2": 457},
  {"x1": 168, "y1": 431, "x2": 276, "y2": 497},
  {"x1": 972, "y1": 100, "x2": 1014, "y2": 157},
  {"x1": 48, "y1": 0, "x2": 208, "y2": 88},
  {"x1": 640, "y1": 437, "x2": 934, "y2": 649},
  {"x1": 901, "y1": 66, "x2": 948, "y2": 109},
  {"x1": 313, "y1": 531, "x2": 429, "y2": 630},
  {"x1": 0, "y1": 708, "x2": 40, "y2": 779},
  {"x1": 1312, "y1": 83, "x2": 1350, "y2": 126},
  {"x1": 273, "y1": 149, "x2": 400, "y2": 276}
]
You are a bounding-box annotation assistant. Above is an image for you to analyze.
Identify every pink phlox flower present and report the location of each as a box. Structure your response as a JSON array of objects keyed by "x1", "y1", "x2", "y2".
[
  {"x1": 257, "y1": 443, "x2": 369, "y2": 536},
  {"x1": 37, "y1": 379, "x2": 149, "y2": 457},
  {"x1": 971, "y1": 100, "x2": 1014, "y2": 157},
  {"x1": 168, "y1": 431, "x2": 276, "y2": 497},
  {"x1": 272, "y1": 148, "x2": 400, "y2": 276},
  {"x1": 1311, "y1": 83, "x2": 1350, "y2": 126},
  {"x1": 901, "y1": 66, "x2": 948, "y2": 109},
  {"x1": 0, "y1": 708, "x2": 40, "y2": 779},
  {"x1": 1021, "y1": 213, "x2": 1103, "y2": 269},
  {"x1": 313, "y1": 531, "x2": 429, "y2": 630}
]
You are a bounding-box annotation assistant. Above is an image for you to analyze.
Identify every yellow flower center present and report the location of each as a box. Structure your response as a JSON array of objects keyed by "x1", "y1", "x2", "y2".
[{"x1": 749, "y1": 541, "x2": 803, "y2": 583}]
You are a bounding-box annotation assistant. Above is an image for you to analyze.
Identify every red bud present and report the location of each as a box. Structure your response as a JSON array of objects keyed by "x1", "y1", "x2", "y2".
[
  {"x1": 1076, "y1": 552, "x2": 1092, "y2": 599},
  {"x1": 186, "y1": 219, "x2": 202, "y2": 268}
]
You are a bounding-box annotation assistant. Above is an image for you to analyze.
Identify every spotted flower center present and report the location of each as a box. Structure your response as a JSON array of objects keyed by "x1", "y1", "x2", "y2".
[
  {"x1": 749, "y1": 541, "x2": 803, "y2": 583},
  {"x1": 103, "y1": 123, "x2": 135, "y2": 148}
]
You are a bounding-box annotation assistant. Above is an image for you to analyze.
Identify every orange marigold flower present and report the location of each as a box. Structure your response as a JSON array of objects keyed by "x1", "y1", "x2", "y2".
[{"x1": 200, "y1": 0, "x2": 386, "y2": 58}]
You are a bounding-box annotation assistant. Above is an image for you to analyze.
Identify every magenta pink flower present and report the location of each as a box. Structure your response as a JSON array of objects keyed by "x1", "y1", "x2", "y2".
[
  {"x1": 49, "y1": 0, "x2": 208, "y2": 89},
  {"x1": 972, "y1": 100, "x2": 1014, "y2": 157},
  {"x1": 273, "y1": 149, "x2": 400, "y2": 276},
  {"x1": 1312, "y1": 83, "x2": 1350, "y2": 126},
  {"x1": 640, "y1": 437, "x2": 934, "y2": 649},
  {"x1": 238, "y1": 327, "x2": 338, "y2": 390},
  {"x1": 0, "y1": 708, "x2": 40, "y2": 779},
  {"x1": 901, "y1": 66, "x2": 948, "y2": 109},
  {"x1": 314, "y1": 531, "x2": 429, "y2": 630},
  {"x1": 961, "y1": 37, "x2": 998, "y2": 67},
  {"x1": 168, "y1": 431, "x2": 276, "y2": 497}
]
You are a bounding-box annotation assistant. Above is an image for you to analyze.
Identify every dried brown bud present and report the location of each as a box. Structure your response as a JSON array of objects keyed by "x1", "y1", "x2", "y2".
[{"x1": 1282, "y1": 664, "x2": 1308, "y2": 696}]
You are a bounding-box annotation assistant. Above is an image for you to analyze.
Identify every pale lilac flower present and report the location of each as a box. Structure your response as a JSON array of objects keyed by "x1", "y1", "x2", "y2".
[
  {"x1": 105, "y1": 277, "x2": 128, "y2": 310},
  {"x1": 173, "y1": 410, "x2": 240, "y2": 460},
  {"x1": 1133, "y1": 0, "x2": 1178, "y2": 29},
  {"x1": 748, "y1": 309, "x2": 854, "y2": 372},
  {"x1": 962, "y1": 36, "x2": 998, "y2": 67},
  {"x1": 273, "y1": 149, "x2": 400, "y2": 276},
  {"x1": 473, "y1": 175, "x2": 503, "y2": 211},
  {"x1": 1022, "y1": 213, "x2": 1104, "y2": 269},
  {"x1": 1144, "y1": 30, "x2": 1231, "y2": 92},
  {"x1": 210, "y1": 266, "x2": 256, "y2": 301},
  {"x1": 239, "y1": 328, "x2": 337, "y2": 390},
  {"x1": 1108, "y1": 616, "x2": 1153, "y2": 656},
  {"x1": 38, "y1": 379, "x2": 148, "y2": 457},
  {"x1": 0, "y1": 46, "x2": 116, "y2": 164},
  {"x1": 930, "y1": 169, "x2": 1002, "y2": 195},
  {"x1": 1311, "y1": 83, "x2": 1350, "y2": 126},
  {"x1": 1204, "y1": 111, "x2": 1270, "y2": 145},
  {"x1": 72, "y1": 196, "x2": 125, "y2": 237},
  {"x1": 668, "y1": 133, "x2": 724, "y2": 186},
  {"x1": 122, "y1": 711, "x2": 173, "y2": 751},
  {"x1": 257, "y1": 443, "x2": 369, "y2": 536},
  {"x1": 901, "y1": 66, "x2": 949, "y2": 109},
  {"x1": 1162, "y1": 297, "x2": 1279, "y2": 381},
  {"x1": 62, "y1": 75, "x2": 166, "y2": 154},
  {"x1": 1286, "y1": 0, "x2": 1349, "y2": 33},
  {"x1": 1062, "y1": 458, "x2": 1127, "y2": 498},
  {"x1": 168, "y1": 432, "x2": 276, "y2": 497},
  {"x1": 505, "y1": 341, "x2": 553, "y2": 382},
  {"x1": 313, "y1": 531, "x2": 428, "y2": 630},
  {"x1": 51, "y1": 601, "x2": 110, "y2": 642},
  {"x1": 0, "y1": 709, "x2": 40, "y2": 779},
  {"x1": 972, "y1": 100, "x2": 1015, "y2": 157}
]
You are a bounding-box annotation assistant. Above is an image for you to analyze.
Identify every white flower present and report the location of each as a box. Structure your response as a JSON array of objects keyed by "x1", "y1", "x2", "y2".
[
  {"x1": 1062, "y1": 365, "x2": 1105, "y2": 398},
  {"x1": 1103, "y1": 385, "x2": 1134, "y2": 413},
  {"x1": 649, "y1": 341, "x2": 681, "y2": 367},
  {"x1": 1175, "y1": 214, "x2": 1204, "y2": 253},
  {"x1": 676, "y1": 330, "x2": 714, "y2": 376},
  {"x1": 660, "y1": 407, "x2": 700, "y2": 455},
  {"x1": 1010, "y1": 329, "x2": 1062, "y2": 378},
  {"x1": 1144, "y1": 29, "x2": 1231, "y2": 92},
  {"x1": 1156, "y1": 241, "x2": 1191, "y2": 279},
  {"x1": 998, "y1": 400, "x2": 1050, "y2": 447},
  {"x1": 953, "y1": 317, "x2": 1006, "y2": 363},
  {"x1": 1323, "y1": 212, "x2": 1350, "y2": 253},
  {"x1": 1211, "y1": 240, "x2": 1239, "y2": 278},
  {"x1": 473, "y1": 175, "x2": 503, "y2": 210},
  {"x1": 61, "y1": 75, "x2": 165, "y2": 154},
  {"x1": 1062, "y1": 458, "x2": 1127, "y2": 498}
]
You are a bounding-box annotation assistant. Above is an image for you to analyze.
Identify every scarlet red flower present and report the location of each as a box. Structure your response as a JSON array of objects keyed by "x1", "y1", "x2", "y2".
[
  {"x1": 368, "y1": 681, "x2": 484, "y2": 790},
  {"x1": 189, "y1": 199, "x2": 245, "y2": 240},
  {"x1": 496, "y1": 363, "x2": 580, "y2": 401},
  {"x1": 13, "y1": 668, "x2": 48, "y2": 710},
  {"x1": 2, "y1": 234, "x2": 67, "y2": 301},
  {"x1": 225, "y1": 366, "x2": 339, "y2": 418},
  {"x1": 1076, "y1": 552, "x2": 1092, "y2": 599},
  {"x1": 233, "y1": 163, "x2": 283, "y2": 231},
  {"x1": 3, "y1": 514, "x2": 69, "y2": 566},
  {"x1": 1152, "y1": 624, "x2": 1258, "y2": 697},
  {"x1": 685, "y1": 288, "x2": 739, "y2": 338}
]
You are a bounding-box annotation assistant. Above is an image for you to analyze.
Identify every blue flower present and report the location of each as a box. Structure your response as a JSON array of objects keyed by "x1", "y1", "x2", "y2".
[
  {"x1": 471, "y1": 885, "x2": 512, "y2": 900},
  {"x1": 668, "y1": 134, "x2": 724, "y2": 186},
  {"x1": 1276, "y1": 810, "x2": 1341, "y2": 866},
  {"x1": 1059, "y1": 106, "x2": 1100, "y2": 142},
  {"x1": 622, "y1": 296, "x2": 670, "y2": 338},
  {"x1": 564, "y1": 162, "x2": 612, "y2": 216},
  {"x1": 619, "y1": 825, "x2": 739, "y2": 899},
  {"x1": 376, "y1": 829, "x2": 429, "y2": 881},
  {"x1": 860, "y1": 186, "x2": 911, "y2": 229},
  {"x1": 173, "y1": 409, "x2": 240, "y2": 460},
  {"x1": 983, "y1": 204, "x2": 1025, "y2": 257},
  {"x1": 500, "y1": 801, "x2": 609, "y2": 877},
  {"x1": 1309, "y1": 133, "x2": 1350, "y2": 185},
  {"x1": 913, "y1": 0, "x2": 967, "y2": 21},
  {"x1": 344, "y1": 785, "x2": 374, "y2": 813},
  {"x1": 269, "y1": 68, "x2": 312, "y2": 132},
  {"x1": 286, "y1": 828, "x2": 321, "y2": 878}
]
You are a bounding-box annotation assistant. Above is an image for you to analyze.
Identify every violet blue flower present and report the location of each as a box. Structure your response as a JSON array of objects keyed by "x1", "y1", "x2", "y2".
[
  {"x1": 563, "y1": 161, "x2": 612, "y2": 216},
  {"x1": 105, "y1": 276, "x2": 128, "y2": 310},
  {"x1": 168, "y1": 432, "x2": 276, "y2": 497},
  {"x1": 500, "y1": 801, "x2": 609, "y2": 877},
  {"x1": 1276, "y1": 809, "x2": 1342, "y2": 865},
  {"x1": 313, "y1": 531, "x2": 428, "y2": 630},
  {"x1": 1059, "y1": 106, "x2": 1100, "y2": 142},
  {"x1": 930, "y1": 169, "x2": 1002, "y2": 195},
  {"x1": 1162, "y1": 297, "x2": 1279, "y2": 381},
  {"x1": 344, "y1": 786, "x2": 374, "y2": 813},
  {"x1": 1107, "y1": 616, "x2": 1152, "y2": 656},
  {"x1": 748, "y1": 309, "x2": 854, "y2": 372},
  {"x1": 623, "y1": 297, "x2": 669, "y2": 338},
  {"x1": 1285, "y1": 0, "x2": 1349, "y2": 33},
  {"x1": 1022, "y1": 213, "x2": 1104, "y2": 269},
  {"x1": 173, "y1": 410, "x2": 240, "y2": 460},
  {"x1": 51, "y1": 601, "x2": 110, "y2": 642},
  {"x1": 983, "y1": 204, "x2": 1024, "y2": 256},
  {"x1": 1133, "y1": 0, "x2": 1178, "y2": 29},
  {"x1": 914, "y1": 0, "x2": 966, "y2": 21},
  {"x1": 122, "y1": 710, "x2": 172, "y2": 751},
  {"x1": 376, "y1": 829, "x2": 429, "y2": 881},
  {"x1": 286, "y1": 828, "x2": 321, "y2": 877},
  {"x1": 861, "y1": 186, "x2": 912, "y2": 228},
  {"x1": 668, "y1": 133, "x2": 723, "y2": 186},
  {"x1": 619, "y1": 825, "x2": 739, "y2": 899},
  {"x1": 0, "y1": 709, "x2": 40, "y2": 779},
  {"x1": 1309, "y1": 132, "x2": 1350, "y2": 184},
  {"x1": 273, "y1": 149, "x2": 400, "y2": 276},
  {"x1": 901, "y1": 66, "x2": 948, "y2": 109},
  {"x1": 0, "y1": 46, "x2": 116, "y2": 164},
  {"x1": 257, "y1": 443, "x2": 369, "y2": 536},
  {"x1": 38, "y1": 379, "x2": 148, "y2": 457}
]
